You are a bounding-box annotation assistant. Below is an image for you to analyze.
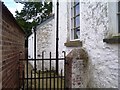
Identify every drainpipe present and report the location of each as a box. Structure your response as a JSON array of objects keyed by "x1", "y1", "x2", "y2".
[
  {"x1": 56, "y1": 0, "x2": 59, "y2": 74},
  {"x1": 34, "y1": 26, "x2": 37, "y2": 89}
]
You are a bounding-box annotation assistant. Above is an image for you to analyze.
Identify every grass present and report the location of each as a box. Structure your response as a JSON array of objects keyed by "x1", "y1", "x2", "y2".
[{"x1": 23, "y1": 62, "x2": 64, "y2": 89}]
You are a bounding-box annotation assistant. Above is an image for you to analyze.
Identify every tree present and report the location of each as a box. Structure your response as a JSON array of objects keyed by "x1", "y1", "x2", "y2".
[{"x1": 15, "y1": 1, "x2": 52, "y2": 37}]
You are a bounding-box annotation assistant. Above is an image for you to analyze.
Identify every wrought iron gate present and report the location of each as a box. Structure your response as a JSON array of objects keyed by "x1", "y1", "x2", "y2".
[
  {"x1": 18, "y1": 1, "x2": 62, "y2": 89},
  {"x1": 19, "y1": 51, "x2": 66, "y2": 89}
]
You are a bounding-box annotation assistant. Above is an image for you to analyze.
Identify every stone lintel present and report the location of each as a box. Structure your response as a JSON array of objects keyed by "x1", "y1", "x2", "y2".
[{"x1": 64, "y1": 40, "x2": 82, "y2": 47}]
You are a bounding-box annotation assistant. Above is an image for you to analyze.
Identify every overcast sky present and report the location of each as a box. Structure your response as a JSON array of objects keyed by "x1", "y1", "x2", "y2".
[{"x1": 2, "y1": 0, "x2": 24, "y2": 17}]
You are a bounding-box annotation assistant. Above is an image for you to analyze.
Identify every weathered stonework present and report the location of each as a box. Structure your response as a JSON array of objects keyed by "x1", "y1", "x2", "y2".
[
  {"x1": 36, "y1": 16, "x2": 56, "y2": 70},
  {"x1": 66, "y1": 48, "x2": 89, "y2": 88}
]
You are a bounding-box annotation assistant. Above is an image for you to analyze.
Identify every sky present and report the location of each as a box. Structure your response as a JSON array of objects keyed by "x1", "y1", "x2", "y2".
[{"x1": 2, "y1": 0, "x2": 24, "y2": 17}]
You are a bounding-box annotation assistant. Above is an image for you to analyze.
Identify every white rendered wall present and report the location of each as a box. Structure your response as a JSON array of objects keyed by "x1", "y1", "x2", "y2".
[
  {"x1": 56, "y1": 1, "x2": 68, "y2": 74},
  {"x1": 36, "y1": 1, "x2": 68, "y2": 74},
  {"x1": 28, "y1": 33, "x2": 35, "y2": 68},
  {"x1": 36, "y1": 17, "x2": 56, "y2": 70},
  {"x1": 57, "y1": 1, "x2": 118, "y2": 88},
  {"x1": 80, "y1": 2, "x2": 118, "y2": 88}
]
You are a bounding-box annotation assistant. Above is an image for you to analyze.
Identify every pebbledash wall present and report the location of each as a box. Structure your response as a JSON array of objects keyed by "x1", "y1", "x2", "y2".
[
  {"x1": 67, "y1": 2, "x2": 118, "y2": 88},
  {"x1": 28, "y1": 32, "x2": 35, "y2": 68},
  {"x1": 79, "y1": 2, "x2": 118, "y2": 88},
  {"x1": 36, "y1": 15, "x2": 57, "y2": 70},
  {"x1": 66, "y1": 2, "x2": 118, "y2": 88},
  {"x1": 28, "y1": 1, "x2": 119, "y2": 88},
  {"x1": 1, "y1": 2, "x2": 25, "y2": 89}
]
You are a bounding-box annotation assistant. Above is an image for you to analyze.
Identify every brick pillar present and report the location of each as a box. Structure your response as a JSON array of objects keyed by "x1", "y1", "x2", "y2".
[
  {"x1": 66, "y1": 48, "x2": 89, "y2": 88},
  {"x1": 66, "y1": 56, "x2": 72, "y2": 88}
]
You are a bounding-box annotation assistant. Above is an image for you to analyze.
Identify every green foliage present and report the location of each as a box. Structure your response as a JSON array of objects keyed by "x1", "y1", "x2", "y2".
[{"x1": 15, "y1": 1, "x2": 52, "y2": 37}]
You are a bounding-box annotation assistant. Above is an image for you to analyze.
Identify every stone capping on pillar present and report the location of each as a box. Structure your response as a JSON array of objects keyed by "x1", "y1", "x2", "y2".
[
  {"x1": 66, "y1": 48, "x2": 88, "y2": 60},
  {"x1": 66, "y1": 48, "x2": 89, "y2": 88}
]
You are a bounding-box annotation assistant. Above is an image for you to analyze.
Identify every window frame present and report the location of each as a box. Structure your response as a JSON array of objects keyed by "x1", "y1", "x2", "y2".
[
  {"x1": 118, "y1": 1, "x2": 120, "y2": 33},
  {"x1": 107, "y1": 2, "x2": 118, "y2": 37},
  {"x1": 70, "y1": 0, "x2": 80, "y2": 41},
  {"x1": 103, "y1": 2, "x2": 120, "y2": 44}
]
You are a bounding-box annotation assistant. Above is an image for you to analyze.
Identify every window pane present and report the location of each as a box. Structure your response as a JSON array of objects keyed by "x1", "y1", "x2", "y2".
[
  {"x1": 71, "y1": 29, "x2": 74, "y2": 40},
  {"x1": 71, "y1": 2, "x2": 74, "y2": 7},
  {"x1": 118, "y1": 1, "x2": 120, "y2": 12},
  {"x1": 71, "y1": 8, "x2": 74, "y2": 18},
  {"x1": 71, "y1": 19, "x2": 74, "y2": 29},
  {"x1": 74, "y1": 16, "x2": 80, "y2": 27},
  {"x1": 71, "y1": 1, "x2": 80, "y2": 40},
  {"x1": 118, "y1": 16, "x2": 120, "y2": 33},
  {"x1": 75, "y1": 0, "x2": 79, "y2": 4},
  {"x1": 118, "y1": 1, "x2": 120, "y2": 33},
  {"x1": 75, "y1": 0, "x2": 79, "y2": 2},
  {"x1": 74, "y1": 28, "x2": 80, "y2": 39},
  {"x1": 75, "y1": 4, "x2": 80, "y2": 15}
]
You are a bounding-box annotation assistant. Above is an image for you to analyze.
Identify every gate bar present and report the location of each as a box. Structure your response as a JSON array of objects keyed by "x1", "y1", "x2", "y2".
[
  {"x1": 22, "y1": 70, "x2": 24, "y2": 90},
  {"x1": 54, "y1": 71, "x2": 55, "y2": 90},
  {"x1": 26, "y1": 58, "x2": 28, "y2": 89},
  {"x1": 61, "y1": 70, "x2": 62, "y2": 90},
  {"x1": 38, "y1": 70, "x2": 40, "y2": 90},
  {"x1": 57, "y1": 71, "x2": 59, "y2": 89},
  {"x1": 20, "y1": 58, "x2": 65, "y2": 61},
  {"x1": 31, "y1": 70, "x2": 32, "y2": 90},
  {"x1": 42, "y1": 51, "x2": 44, "y2": 89},
  {"x1": 50, "y1": 52, "x2": 51, "y2": 90},
  {"x1": 56, "y1": 0, "x2": 59, "y2": 74},
  {"x1": 63, "y1": 51, "x2": 66, "y2": 89},
  {"x1": 46, "y1": 70, "x2": 48, "y2": 89},
  {"x1": 21, "y1": 76, "x2": 64, "y2": 79},
  {"x1": 34, "y1": 26, "x2": 37, "y2": 89}
]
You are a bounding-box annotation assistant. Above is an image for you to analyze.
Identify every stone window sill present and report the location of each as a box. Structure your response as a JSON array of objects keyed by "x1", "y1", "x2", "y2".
[
  {"x1": 64, "y1": 40, "x2": 82, "y2": 47},
  {"x1": 103, "y1": 36, "x2": 120, "y2": 44}
]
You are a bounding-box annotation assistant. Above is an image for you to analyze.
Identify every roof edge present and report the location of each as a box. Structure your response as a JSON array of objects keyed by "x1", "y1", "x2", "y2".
[
  {"x1": 1, "y1": 1, "x2": 25, "y2": 34},
  {"x1": 36, "y1": 14, "x2": 54, "y2": 30}
]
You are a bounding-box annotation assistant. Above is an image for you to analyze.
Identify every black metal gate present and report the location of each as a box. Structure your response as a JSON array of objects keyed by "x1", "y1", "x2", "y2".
[
  {"x1": 19, "y1": 51, "x2": 66, "y2": 89},
  {"x1": 18, "y1": 1, "x2": 63, "y2": 89}
]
